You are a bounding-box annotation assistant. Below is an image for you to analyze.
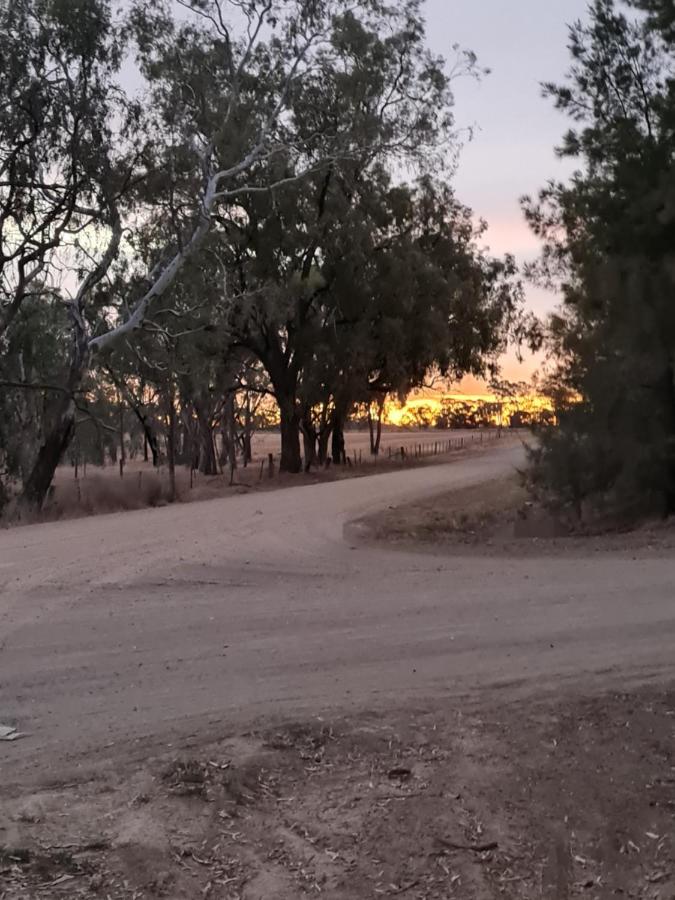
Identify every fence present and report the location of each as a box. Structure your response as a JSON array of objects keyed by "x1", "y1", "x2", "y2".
[
  {"x1": 262, "y1": 428, "x2": 504, "y2": 477},
  {"x1": 62, "y1": 428, "x2": 505, "y2": 491}
]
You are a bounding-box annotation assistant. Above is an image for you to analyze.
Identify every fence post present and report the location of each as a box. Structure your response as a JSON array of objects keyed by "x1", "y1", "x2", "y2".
[
  {"x1": 259, "y1": 459, "x2": 265, "y2": 481},
  {"x1": 268, "y1": 453, "x2": 275, "y2": 478}
]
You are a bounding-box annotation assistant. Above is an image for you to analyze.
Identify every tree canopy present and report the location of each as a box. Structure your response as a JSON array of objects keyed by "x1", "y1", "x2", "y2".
[
  {"x1": 0, "y1": 0, "x2": 531, "y2": 513},
  {"x1": 525, "y1": 0, "x2": 675, "y2": 518}
]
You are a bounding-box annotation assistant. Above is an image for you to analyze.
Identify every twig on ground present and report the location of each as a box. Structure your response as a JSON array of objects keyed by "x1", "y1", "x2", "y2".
[
  {"x1": 388, "y1": 879, "x2": 420, "y2": 895},
  {"x1": 435, "y1": 839, "x2": 498, "y2": 854},
  {"x1": 42, "y1": 840, "x2": 109, "y2": 853}
]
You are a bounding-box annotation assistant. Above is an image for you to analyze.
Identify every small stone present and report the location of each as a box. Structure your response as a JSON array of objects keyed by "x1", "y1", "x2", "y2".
[{"x1": 89, "y1": 873, "x2": 104, "y2": 892}]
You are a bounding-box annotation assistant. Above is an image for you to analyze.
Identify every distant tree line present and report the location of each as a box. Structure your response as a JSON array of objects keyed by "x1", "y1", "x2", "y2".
[
  {"x1": 525, "y1": 0, "x2": 675, "y2": 520},
  {"x1": 352, "y1": 389, "x2": 553, "y2": 433},
  {"x1": 0, "y1": 0, "x2": 536, "y2": 514}
]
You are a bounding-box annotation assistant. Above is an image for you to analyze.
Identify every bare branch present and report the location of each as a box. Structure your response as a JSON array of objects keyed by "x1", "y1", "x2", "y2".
[{"x1": 0, "y1": 380, "x2": 72, "y2": 394}]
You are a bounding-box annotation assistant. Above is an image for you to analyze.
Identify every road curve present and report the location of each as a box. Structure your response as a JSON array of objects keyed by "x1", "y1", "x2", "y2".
[{"x1": 1, "y1": 443, "x2": 675, "y2": 784}]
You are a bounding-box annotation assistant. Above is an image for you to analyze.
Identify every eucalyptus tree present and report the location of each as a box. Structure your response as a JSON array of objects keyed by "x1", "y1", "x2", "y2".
[
  {"x1": 201, "y1": 3, "x2": 482, "y2": 471},
  {"x1": 216, "y1": 162, "x2": 524, "y2": 472},
  {"x1": 0, "y1": 0, "x2": 124, "y2": 338},
  {"x1": 6, "y1": 0, "x2": 400, "y2": 509}
]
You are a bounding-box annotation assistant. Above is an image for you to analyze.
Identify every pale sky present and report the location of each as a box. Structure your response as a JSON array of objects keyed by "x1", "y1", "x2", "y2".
[
  {"x1": 423, "y1": 0, "x2": 591, "y2": 385},
  {"x1": 426, "y1": 0, "x2": 588, "y2": 295}
]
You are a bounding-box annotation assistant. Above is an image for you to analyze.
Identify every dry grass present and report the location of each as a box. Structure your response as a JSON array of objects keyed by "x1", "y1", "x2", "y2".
[
  {"x1": 3, "y1": 429, "x2": 507, "y2": 527},
  {"x1": 355, "y1": 471, "x2": 675, "y2": 556},
  {"x1": 357, "y1": 475, "x2": 529, "y2": 545},
  {"x1": 46, "y1": 470, "x2": 172, "y2": 519}
]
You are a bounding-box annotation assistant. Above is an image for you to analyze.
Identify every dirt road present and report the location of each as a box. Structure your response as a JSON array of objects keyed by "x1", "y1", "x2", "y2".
[{"x1": 1, "y1": 442, "x2": 675, "y2": 787}]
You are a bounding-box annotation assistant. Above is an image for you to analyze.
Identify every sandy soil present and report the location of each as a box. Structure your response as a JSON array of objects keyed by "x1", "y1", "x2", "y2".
[
  {"x1": 3, "y1": 688, "x2": 675, "y2": 898},
  {"x1": 2, "y1": 442, "x2": 675, "y2": 897}
]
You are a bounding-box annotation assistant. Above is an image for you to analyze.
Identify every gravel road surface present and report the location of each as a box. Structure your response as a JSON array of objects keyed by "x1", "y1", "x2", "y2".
[{"x1": 1, "y1": 443, "x2": 674, "y2": 785}]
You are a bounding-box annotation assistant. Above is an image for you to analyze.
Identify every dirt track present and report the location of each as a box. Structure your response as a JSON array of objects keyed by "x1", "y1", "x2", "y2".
[{"x1": 2, "y1": 441, "x2": 675, "y2": 788}]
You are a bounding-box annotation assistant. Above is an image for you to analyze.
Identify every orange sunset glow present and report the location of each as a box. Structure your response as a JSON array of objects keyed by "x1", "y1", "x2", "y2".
[{"x1": 382, "y1": 389, "x2": 553, "y2": 428}]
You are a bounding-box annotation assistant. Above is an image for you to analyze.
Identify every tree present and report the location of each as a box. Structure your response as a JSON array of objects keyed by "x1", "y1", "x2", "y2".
[
  {"x1": 400, "y1": 404, "x2": 437, "y2": 429},
  {"x1": 216, "y1": 165, "x2": 523, "y2": 471},
  {"x1": 0, "y1": 294, "x2": 70, "y2": 507},
  {"x1": 0, "y1": 0, "x2": 532, "y2": 509},
  {"x1": 204, "y1": 3, "x2": 471, "y2": 472},
  {"x1": 6, "y1": 0, "x2": 397, "y2": 509},
  {"x1": 0, "y1": 0, "x2": 131, "y2": 508},
  {"x1": 0, "y1": 0, "x2": 124, "y2": 338},
  {"x1": 367, "y1": 393, "x2": 387, "y2": 456},
  {"x1": 523, "y1": 0, "x2": 675, "y2": 517}
]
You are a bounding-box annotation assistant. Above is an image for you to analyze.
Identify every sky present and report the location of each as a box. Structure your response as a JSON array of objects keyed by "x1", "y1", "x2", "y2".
[{"x1": 421, "y1": 0, "x2": 591, "y2": 388}]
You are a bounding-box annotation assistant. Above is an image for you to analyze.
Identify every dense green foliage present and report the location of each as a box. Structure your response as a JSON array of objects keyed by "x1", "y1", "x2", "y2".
[{"x1": 525, "y1": 0, "x2": 675, "y2": 519}]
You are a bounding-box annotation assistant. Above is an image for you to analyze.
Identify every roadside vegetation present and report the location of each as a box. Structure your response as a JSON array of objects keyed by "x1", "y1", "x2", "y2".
[{"x1": 526, "y1": 0, "x2": 675, "y2": 525}]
